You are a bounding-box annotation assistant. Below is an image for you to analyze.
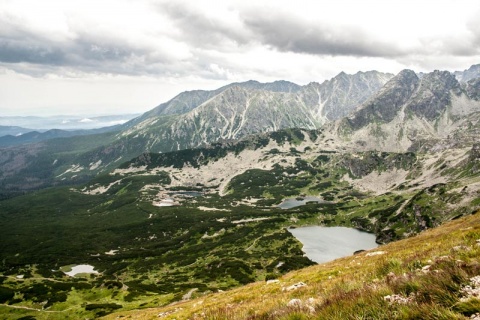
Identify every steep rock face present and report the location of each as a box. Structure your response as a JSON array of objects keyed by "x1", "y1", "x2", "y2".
[
  {"x1": 345, "y1": 69, "x2": 419, "y2": 130},
  {"x1": 120, "y1": 72, "x2": 392, "y2": 153},
  {"x1": 154, "y1": 86, "x2": 319, "y2": 150},
  {"x1": 299, "y1": 71, "x2": 393, "y2": 123},
  {"x1": 405, "y1": 70, "x2": 462, "y2": 121},
  {"x1": 336, "y1": 68, "x2": 480, "y2": 152}
]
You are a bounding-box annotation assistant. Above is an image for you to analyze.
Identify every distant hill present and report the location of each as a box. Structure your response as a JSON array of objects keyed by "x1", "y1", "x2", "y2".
[
  {"x1": 0, "y1": 125, "x2": 39, "y2": 137},
  {"x1": 0, "y1": 114, "x2": 140, "y2": 131},
  {"x1": 0, "y1": 126, "x2": 123, "y2": 148}
]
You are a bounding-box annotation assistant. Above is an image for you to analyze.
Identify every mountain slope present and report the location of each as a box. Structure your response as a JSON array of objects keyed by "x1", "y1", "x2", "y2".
[
  {"x1": 0, "y1": 126, "x2": 122, "y2": 148},
  {"x1": 300, "y1": 70, "x2": 393, "y2": 122},
  {"x1": 130, "y1": 80, "x2": 302, "y2": 123},
  {"x1": 336, "y1": 68, "x2": 480, "y2": 152},
  {"x1": 0, "y1": 66, "x2": 477, "y2": 199},
  {"x1": 0, "y1": 125, "x2": 38, "y2": 137},
  {"x1": 119, "y1": 71, "x2": 392, "y2": 153}
]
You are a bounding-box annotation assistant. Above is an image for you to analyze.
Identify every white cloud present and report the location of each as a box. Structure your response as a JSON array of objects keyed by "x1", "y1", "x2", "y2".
[
  {"x1": 0, "y1": 0, "x2": 479, "y2": 116},
  {"x1": 79, "y1": 118, "x2": 94, "y2": 123}
]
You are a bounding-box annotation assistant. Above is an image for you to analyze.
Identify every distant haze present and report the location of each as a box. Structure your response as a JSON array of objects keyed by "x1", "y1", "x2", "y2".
[
  {"x1": 0, "y1": 114, "x2": 140, "y2": 130},
  {"x1": 1, "y1": 0, "x2": 479, "y2": 116}
]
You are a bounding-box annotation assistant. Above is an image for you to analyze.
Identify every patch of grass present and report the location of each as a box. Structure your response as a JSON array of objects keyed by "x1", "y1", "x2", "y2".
[{"x1": 453, "y1": 298, "x2": 480, "y2": 316}]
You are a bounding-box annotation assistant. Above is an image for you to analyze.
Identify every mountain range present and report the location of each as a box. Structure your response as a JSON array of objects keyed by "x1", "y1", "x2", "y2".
[
  {"x1": 1, "y1": 63, "x2": 480, "y2": 319},
  {"x1": 1, "y1": 64, "x2": 479, "y2": 198},
  {"x1": 0, "y1": 114, "x2": 140, "y2": 132}
]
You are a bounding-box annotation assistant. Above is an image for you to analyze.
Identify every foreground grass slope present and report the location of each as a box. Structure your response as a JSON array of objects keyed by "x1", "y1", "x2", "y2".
[{"x1": 104, "y1": 211, "x2": 480, "y2": 320}]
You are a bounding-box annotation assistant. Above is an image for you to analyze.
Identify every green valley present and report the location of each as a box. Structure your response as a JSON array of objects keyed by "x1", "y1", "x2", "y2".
[{"x1": 1, "y1": 127, "x2": 479, "y2": 319}]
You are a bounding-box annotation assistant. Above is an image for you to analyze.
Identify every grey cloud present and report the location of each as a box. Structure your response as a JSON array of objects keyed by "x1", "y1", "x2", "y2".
[
  {"x1": 157, "y1": 2, "x2": 403, "y2": 58},
  {"x1": 0, "y1": 4, "x2": 252, "y2": 79},
  {"x1": 442, "y1": 38, "x2": 480, "y2": 57},
  {"x1": 0, "y1": 17, "x2": 67, "y2": 65},
  {"x1": 158, "y1": 2, "x2": 250, "y2": 49},
  {"x1": 466, "y1": 14, "x2": 480, "y2": 53},
  {"x1": 240, "y1": 10, "x2": 404, "y2": 58},
  {"x1": 0, "y1": 39, "x2": 66, "y2": 65},
  {"x1": 0, "y1": 21, "x2": 180, "y2": 77},
  {"x1": 415, "y1": 34, "x2": 480, "y2": 58}
]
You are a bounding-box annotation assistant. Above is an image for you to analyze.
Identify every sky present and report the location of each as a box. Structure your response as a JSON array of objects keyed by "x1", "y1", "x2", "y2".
[{"x1": 1, "y1": 0, "x2": 479, "y2": 116}]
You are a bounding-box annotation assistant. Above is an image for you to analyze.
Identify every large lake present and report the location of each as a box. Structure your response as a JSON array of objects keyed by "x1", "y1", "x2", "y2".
[{"x1": 288, "y1": 226, "x2": 378, "y2": 263}]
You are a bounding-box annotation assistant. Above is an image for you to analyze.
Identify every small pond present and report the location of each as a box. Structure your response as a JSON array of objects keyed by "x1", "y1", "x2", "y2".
[
  {"x1": 166, "y1": 191, "x2": 203, "y2": 197},
  {"x1": 288, "y1": 226, "x2": 378, "y2": 263},
  {"x1": 278, "y1": 196, "x2": 324, "y2": 209}
]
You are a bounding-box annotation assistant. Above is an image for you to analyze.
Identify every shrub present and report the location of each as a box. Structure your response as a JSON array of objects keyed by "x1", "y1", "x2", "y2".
[{"x1": 0, "y1": 286, "x2": 14, "y2": 303}]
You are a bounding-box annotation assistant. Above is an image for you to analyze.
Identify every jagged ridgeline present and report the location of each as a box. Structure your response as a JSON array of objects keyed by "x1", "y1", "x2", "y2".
[
  {"x1": 338, "y1": 68, "x2": 480, "y2": 152},
  {"x1": 1, "y1": 64, "x2": 480, "y2": 319},
  {"x1": 0, "y1": 71, "x2": 391, "y2": 197}
]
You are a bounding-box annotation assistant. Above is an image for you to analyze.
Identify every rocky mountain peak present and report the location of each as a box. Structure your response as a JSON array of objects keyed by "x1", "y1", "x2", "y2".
[
  {"x1": 218, "y1": 85, "x2": 250, "y2": 100},
  {"x1": 334, "y1": 71, "x2": 348, "y2": 80},
  {"x1": 300, "y1": 70, "x2": 393, "y2": 122},
  {"x1": 421, "y1": 70, "x2": 461, "y2": 92},
  {"x1": 130, "y1": 80, "x2": 303, "y2": 125},
  {"x1": 391, "y1": 69, "x2": 419, "y2": 86},
  {"x1": 344, "y1": 69, "x2": 419, "y2": 130},
  {"x1": 406, "y1": 69, "x2": 462, "y2": 120},
  {"x1": 224, "y1": 80, "x2": 302, "y2": 93}
]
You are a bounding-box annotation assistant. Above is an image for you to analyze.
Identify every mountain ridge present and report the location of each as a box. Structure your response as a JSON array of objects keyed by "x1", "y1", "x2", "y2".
[
  {"x1": 0, "y1": 65, "x2": 479, "y2": 197},
  {"x1": 335, "y1": 67, "x2": 480, "y2": 152},
  {"x1": 118, "y1": 70, "x2": 392, "y2": 154}
]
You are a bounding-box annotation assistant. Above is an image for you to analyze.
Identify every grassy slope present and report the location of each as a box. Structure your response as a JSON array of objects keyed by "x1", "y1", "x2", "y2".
[{"x1": 104, "y1": 211, "x2": 480, "y2": 320}]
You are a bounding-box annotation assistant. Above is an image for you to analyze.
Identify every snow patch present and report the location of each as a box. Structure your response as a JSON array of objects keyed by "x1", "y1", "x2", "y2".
[
  {"x1": 232, "y1": 217, "x2": 271, "y2": 224},
  {"x1": 198, "y1": 206, "x2": 230, "y2": 212},
  {"x1": 81, "y1": 179, "x2": 122, "y2": 195},
  {"x1": 89, "y1": 160, "x2": 102, "y2": 170},
  {"x1": 56, "y1": 164, "x2": 84, "y2": 178},
  {"x1": 64, "y1": 264, "x2": 99, "y2": 277}
]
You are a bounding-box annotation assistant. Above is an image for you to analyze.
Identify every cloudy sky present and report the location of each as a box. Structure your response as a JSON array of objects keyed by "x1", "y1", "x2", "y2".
[{"x1": 1, "y1": 0, "x2": 479, "y2": 116}]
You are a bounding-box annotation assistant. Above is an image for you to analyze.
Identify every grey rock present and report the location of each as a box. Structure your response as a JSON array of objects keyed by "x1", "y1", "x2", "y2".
[{"x1": 454, "y1": 64, "x2": 480, "y2": 82}]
